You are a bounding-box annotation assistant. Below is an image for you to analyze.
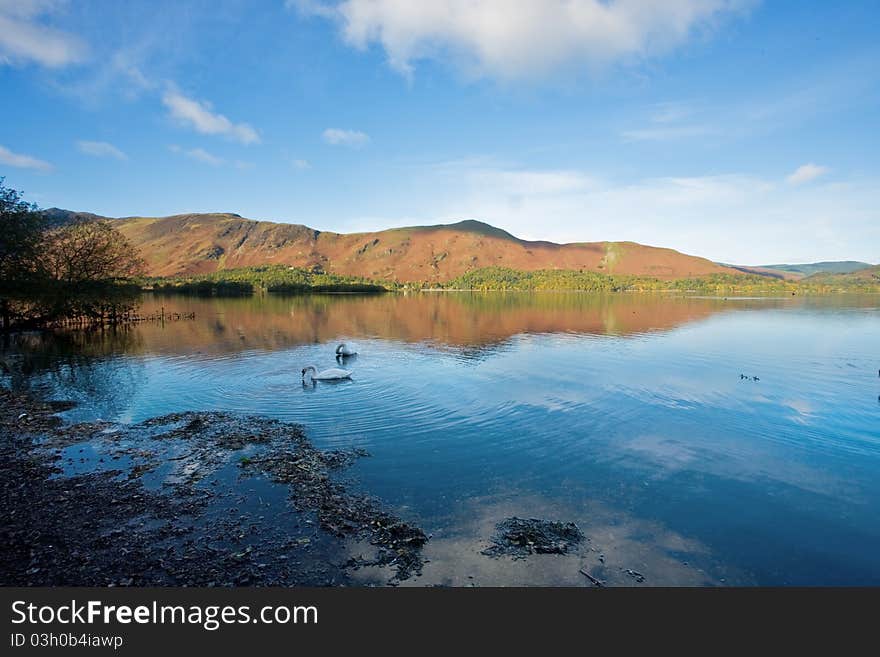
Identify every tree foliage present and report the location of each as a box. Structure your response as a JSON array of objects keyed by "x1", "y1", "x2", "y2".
[
  {"x1": 0, "y1": 177, "x2": 47, "y2": 289},
  {"x1": 439, "y1": 266, "x2": 878, "y2": 294},
  {"x1": 145, "y1": 263, "x2": 880, "y2": 299},
  {"x1": 0, "y1": 179, "x2": 145, "y2": 330},
  {"x1": 145, "y1": 264, "x2": 388, "y2": 296},
  {"x1": 44, "y1": 218, "x2": 144, "y2": 284}
]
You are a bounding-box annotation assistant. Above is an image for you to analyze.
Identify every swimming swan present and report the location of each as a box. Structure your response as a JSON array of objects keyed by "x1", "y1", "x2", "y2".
[
  {"x1": 302, "y1": 365, "x2": 352, "y2": 382},
  {"x1": 335, "y1": 343, "x2": 358, "y2": 357}
]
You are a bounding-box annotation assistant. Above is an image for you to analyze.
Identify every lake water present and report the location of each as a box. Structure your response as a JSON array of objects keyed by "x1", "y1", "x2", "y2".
[{"x1": 4, "y1": 292, "x2": 880, "y2": 586}]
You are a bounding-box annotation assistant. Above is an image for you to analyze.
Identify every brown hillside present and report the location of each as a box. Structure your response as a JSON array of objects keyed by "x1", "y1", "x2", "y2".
[
  {"x1": 106, "y1": 212, "x2": 743, "y2": 282},
  {"x1": 724, "y1": 265, "x2": 802, "y2": 280}
]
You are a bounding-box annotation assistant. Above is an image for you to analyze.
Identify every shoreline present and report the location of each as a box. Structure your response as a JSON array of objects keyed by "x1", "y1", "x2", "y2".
[{"x1": 0, "y1": 387, "x2": 426, "y2": 587}]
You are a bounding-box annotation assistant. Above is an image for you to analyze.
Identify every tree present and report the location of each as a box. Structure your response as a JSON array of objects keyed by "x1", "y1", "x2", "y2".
[
  {"x1": 44, "y1": 218, "x2": 144, "y2": 284},
  {"x1": 37, "y1": 219, "x2": 146, "y2": 326},
  {"x1": 0, "y1": 178, "x2": 47, "y2": 283},
  {"x1": 0, "y1": 179, "x2": 146, "y2": 330},
  {"x1": 0, "y1": 178, "x2": 48, "y2": 328}
]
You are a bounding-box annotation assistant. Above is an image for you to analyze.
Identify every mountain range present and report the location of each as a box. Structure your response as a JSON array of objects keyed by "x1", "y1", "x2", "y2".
[
  {"x1": 41, "y1": 209, "x2": 876, "y2": 284},
  {"x1": 725, "y1": 261, "x2": 873, "y2": 280}
]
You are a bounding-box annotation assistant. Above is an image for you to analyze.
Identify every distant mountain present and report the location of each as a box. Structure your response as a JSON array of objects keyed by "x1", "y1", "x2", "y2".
[
  {"x1": 720, "y1": 265, "x2": 793, "y2": 280},
  {"x1": 803, "y1": 265, "x2": 880, "y2": 285},
  {"x1": 40, "y1": 210, "x2": 746, "y2": 282},
  {"x1": 760, "y1": 261, "x2": 873, "y2": 276},
  {"x1": 40, "y1": 207, "x2": 107, "y2": 227},
  {"x1": 721, "y1": 261, "x2": 874, "y2": 280}
]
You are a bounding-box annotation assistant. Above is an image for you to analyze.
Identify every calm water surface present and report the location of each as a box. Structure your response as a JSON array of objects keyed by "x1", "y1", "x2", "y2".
[{"x1": 4, "y1": 292, "x2": 879, "y2": 585}]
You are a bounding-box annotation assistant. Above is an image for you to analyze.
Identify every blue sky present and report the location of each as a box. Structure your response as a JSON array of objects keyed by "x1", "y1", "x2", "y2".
[{"x1": 1, "y1": 0, "x2": 878, "y2": 264}]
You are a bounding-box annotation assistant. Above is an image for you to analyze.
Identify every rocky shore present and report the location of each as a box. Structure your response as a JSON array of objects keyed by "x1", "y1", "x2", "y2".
[{"x1": 0, "y1": 388, "x2": 426, "y2": 586}]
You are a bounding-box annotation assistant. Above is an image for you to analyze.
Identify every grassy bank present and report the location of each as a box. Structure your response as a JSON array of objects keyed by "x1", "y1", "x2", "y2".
[{"x1": 141, "y1": 265, "x2": 389, "y2": 296}]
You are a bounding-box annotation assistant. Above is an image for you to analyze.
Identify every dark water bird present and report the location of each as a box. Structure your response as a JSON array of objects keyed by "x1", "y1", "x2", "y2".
[{"x1": 336, "y1": 342, "x2": 357, "y2": 357}]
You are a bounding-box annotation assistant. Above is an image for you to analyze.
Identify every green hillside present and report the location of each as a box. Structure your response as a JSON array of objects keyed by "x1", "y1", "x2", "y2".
[{"x1": 760, "y1": 261, "x2": 873, "y2": 276}]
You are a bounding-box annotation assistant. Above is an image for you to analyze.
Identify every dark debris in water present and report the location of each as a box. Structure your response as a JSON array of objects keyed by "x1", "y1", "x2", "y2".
[
  {"x1": 482, "y1": 517, "x2": 585, "y2": 559},
  {"x1": 1, "y1": 388, "x2": 426, "y2": 586},
  {"x1": 248, "y1": 446, "x2": 426, "y2": 579}
]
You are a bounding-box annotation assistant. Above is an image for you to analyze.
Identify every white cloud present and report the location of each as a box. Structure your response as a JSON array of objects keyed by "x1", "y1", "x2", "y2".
[
  {"x1": 60, "y1": 49, "x2": 155, "y2": 104},
  {"x1": 292, "y1": 158, "x2": 311, "y2": 170},
  {"x1": 341, "y1": 161, "x2": 878, "y2": 264},
  {"x1": 76, "y1": 140, "x2": 127, "y2": 160},
  {"x1": 621, "y1": 125, "x2": 715, "y2": 141},
  {"x1": 169, "y1": 145, "x2": 225, "y2": 166},
  {"x1": 185, "y1": 148, "x2": 224, "y2": 167},
  {"x1": 322, "y1": 128, "x2": 370, "y2": 147},
  {"x1": 650, "y1": 101, "x2": 695, "y2": 124},
  {"x1": 787, "y1": 163, "x2": 829, "y2": 185},
  {"x1": 447, "y1": 168, "x2": 875, "y2": 263},
  {"x1": 621, "y1": 100, "x2": 716, "y2": 141},
  {"x1": 162, "y1": 90, "x2": 260, "y2": 145},
  {"x1": 296, "y1": 0, "x2": 753, "y2": 79},
  {"x1": 0, "y1": 0, "x2": 86, "y2": 67},
  {"x1": 0, "y1": 144, "x2": 53, "y2": 171},
  {"x1": 468, "y1": 168, "x2": 597, "y2": 196}
]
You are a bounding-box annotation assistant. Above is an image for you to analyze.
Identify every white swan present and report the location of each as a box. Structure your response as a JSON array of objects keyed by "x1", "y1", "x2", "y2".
[
  {"x1": 302, "y1": 365, "x2": 352, "y2": 382},
  {"x1": 335, "y1": 342, "x2": 358, "y2": 357}
]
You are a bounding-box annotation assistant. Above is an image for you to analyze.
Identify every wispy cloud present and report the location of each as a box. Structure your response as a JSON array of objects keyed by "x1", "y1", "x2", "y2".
[
  {"x1": 0, "y1": 144, "x2": 53, "y2": 171},
  {"x1": 295, "y1": 0, "x2": 755, "y2": 80},
  {"x1": 345, "y1": 159, "x2": 878, "y2": 263},
  {"x1": 0, "y1": 0, "x2": 86, "y2": 68},
  {"x1": 468, "y1": 168, "x2": 597, "y2": 196},
  {"x1": 621, "y1": 125, "x2": 715, "y2": 142},
  {"x1": 168, "y1": 145, "x2": 256, "y2": 171},
  {"x1": 57, "y1": 49, "x2": 155, "y2": 105},
  {"x1": 621, "y1": 54, "x2": 880, "y2": 146},
  {"x1": 162, "y1": 90, "x2": 260, "y2": 145},
  {"x1": 76, "y1": 140, "x2": 127, "y2": 160},
  {"x1": 621, "y1": 101, "x2": 715, "y2": 141},
  {"x1": 292, "y1": 158, "x2": 311, "y2": 170},
  {"x1": 322, "y1": 128, "x2": 370, "y2": 147},
  {"x1": 169, "y1": 145, "x2": 225, "y2": 166},
  {"x1": 649, "y1": 101, "x2": 696, "y2": 124},
  {"x1": 787, "y1": 163, "x2": 829, "y2": 185}
]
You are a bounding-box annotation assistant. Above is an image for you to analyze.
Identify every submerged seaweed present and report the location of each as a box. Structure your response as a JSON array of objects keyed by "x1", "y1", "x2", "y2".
[
  {"x1": 1, "y1": 388, "x2": 426, "y2": 585},
  {"x1": 482, "y1": 517, "x2": 585, "y2": 559}
]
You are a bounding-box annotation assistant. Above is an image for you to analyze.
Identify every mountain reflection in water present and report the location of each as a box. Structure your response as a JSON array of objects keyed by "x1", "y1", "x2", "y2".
[{"x1": 3, "y1": 292, "x2": 879, "y2": 585}]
